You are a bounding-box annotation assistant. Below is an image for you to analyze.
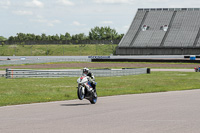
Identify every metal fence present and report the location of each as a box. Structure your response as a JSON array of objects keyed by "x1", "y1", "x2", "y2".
[
  {"x1": 0, "y1": 40, "x2": 121, "y2": 45},
  {"x1": 6, "y1": 68, "x2": 148, "y2": 78}
]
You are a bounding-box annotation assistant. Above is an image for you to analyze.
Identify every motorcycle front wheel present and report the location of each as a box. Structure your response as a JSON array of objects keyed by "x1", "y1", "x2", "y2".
[{"x1": 77, "y1": 86, "x2": 85, "y2": 100}]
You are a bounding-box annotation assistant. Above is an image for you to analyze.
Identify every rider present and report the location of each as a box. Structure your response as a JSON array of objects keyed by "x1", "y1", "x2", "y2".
[{"x1": 83, "y1": 67, "x2": 96, "y2": 92}]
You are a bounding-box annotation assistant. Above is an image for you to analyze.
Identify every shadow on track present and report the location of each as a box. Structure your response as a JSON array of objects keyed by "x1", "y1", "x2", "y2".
[{"x1": 61, "y1": 103, "x2": 90, "y2": 106}]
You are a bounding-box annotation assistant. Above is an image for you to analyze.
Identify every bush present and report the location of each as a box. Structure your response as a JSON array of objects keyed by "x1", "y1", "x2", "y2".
[
  {"x1": 46, "y1": 49, "x2": 53, "y2": 55},
  {"x1": 1, "y1": 42, "x2": 5, "y2": 47}
]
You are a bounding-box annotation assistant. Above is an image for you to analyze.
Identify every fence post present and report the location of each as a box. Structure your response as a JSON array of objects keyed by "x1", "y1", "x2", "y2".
[
  {"x1": 6, "y1": 68, "x2": 8, "y2": 78},
  {"x1": 147, "y1": 68, "x2": 151, "y2": 74}
]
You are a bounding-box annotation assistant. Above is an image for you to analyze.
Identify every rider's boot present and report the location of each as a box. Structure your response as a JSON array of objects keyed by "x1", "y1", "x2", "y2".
[
  {"x1": 93, "y1": 84, "x2": 96, "y2": 92},
  {"x1": 94, "y1": 85, "x2": 97, "y2": 97}
]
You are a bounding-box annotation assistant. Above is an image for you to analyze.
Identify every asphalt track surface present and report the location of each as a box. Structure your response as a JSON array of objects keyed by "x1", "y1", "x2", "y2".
[{"x1": 1, "y1": 89, "x2": 200, "y2": 133}]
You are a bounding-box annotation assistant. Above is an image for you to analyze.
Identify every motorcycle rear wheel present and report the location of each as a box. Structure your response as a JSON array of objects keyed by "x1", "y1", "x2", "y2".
[{"x1": 90, "y1": 92, "x2": 97, "y2": 104}]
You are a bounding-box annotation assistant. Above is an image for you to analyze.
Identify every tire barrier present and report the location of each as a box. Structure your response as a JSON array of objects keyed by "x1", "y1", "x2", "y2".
[{"x1": 6, "y1": 68, "x2": 148, "y2": 78}]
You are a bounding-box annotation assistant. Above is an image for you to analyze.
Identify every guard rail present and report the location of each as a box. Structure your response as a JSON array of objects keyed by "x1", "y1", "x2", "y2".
[{"x1": 6, "y1": 68, "x2": 149, "y2": 78}]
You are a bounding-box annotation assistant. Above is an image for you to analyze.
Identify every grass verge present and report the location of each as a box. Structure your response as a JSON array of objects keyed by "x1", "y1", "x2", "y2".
[
  {"x1": 0, "y1": 44, "x2": 117, "y2": 56},
  {"x1": 0, "y1": 71, "x2": 199, "y2": 106}
]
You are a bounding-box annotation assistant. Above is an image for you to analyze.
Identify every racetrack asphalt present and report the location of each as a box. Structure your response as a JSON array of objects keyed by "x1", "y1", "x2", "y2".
[{"x1": 0, "y1": 89, "x2": 200, "y2": 133}]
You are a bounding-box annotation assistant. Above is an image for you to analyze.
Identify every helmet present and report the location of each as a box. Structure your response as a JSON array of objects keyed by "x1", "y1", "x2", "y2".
[{"x1": 83, "y1": 67, "x2": 89, "y2": 74}]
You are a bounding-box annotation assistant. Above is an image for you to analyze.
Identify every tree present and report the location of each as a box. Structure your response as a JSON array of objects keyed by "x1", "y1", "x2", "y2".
[
  {"x1": 60, "y1": 34, "x2": 66, "y2": 41},
  {"x1": 51, "y1": 34, "x2": 60, "y2": 41},
  {"x1": 65, "y1": 32, "x2": 72, "y2": 40},
  {"x1": 8, "y1": 36, "x2": 15, "y2": 42},
  {"x1": 41, "y1": 33, "x2": 48, "y2": 41},
  {"x1": 89, "y1": 26, "x2": 119, "y2": 40},
  {"x1": 5, "y1": 27, "x2": 123, "y2": 45},
  {"x1": 72, "y1": 33, "x2": 87, "y2": 42},
  {"x1": 16, "y1": 33, "x2": 26, "y2": 41},
  {"x1": 89, "y1": 26, "x2": 100, "y2": 40},
  {"x1": 0, "y1": 36, "x2": 7, "y2": 41},
  {"x1": 36, "y1": 35, "x2": 42, "y2": 41},
  {"x1": 26, "y1": 33, "x2": 36, "y2": 41},
  {"x1": 77, "y1": 33, "x2": 87, "y2": 41},
  {"x1": 47, "y1": 35, "x2": 52, "y2": 41},
  {"x1": 116, "y1": 34, "x2": 124, "y2": 40}
]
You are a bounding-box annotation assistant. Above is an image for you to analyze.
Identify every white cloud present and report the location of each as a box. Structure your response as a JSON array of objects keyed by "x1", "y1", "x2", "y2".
[
  {"x1": 122, "y1": 25, "x2": 129, "y2": 32},
  {"x1": 72, "y1": 21, "x2": 85, "y2": 26},
  {"x1": 146, "y1": 0, "x2": 169, "y2": 2},
  {"x1": 93, "y1": 9, "x2": 104, "y2": 13},
  {"x1": 123, "y1": 25, "x2": 129, "y2": 29},
  {"x1": 101, "y1": 21, "x2": 113, "y2": 24},
  {"x1": 167, "y1": 0, "x2": 200, "y2": 8},
  {"x1": 41, "y1": 29, "x2": 47, "y2": 33},
  {"x1": 116, "y1": 25, "x2": 129, "y2": 34},
  {"x1": 47, "y1": 23, "x2": 54, "y2": 27},
  {"x1": 52, "y1": 20, "x2": 61, "y2": 24},
  {"x1": 32, "y1": 18, "x2": 46, "y2": 23},
  {"x1": 35, "y1": 15, "x2": 43, "y2": 19},
  {"x1": 56, "y1": 0, "x2": 74, "y2": 6},
  {"x1": 30, "y1": 17, "x2": 61, "y2": 27},
  {"x1": 47, "y1": 20, "x2": 61, "y2": 27},
  {"x1": 12, "y1": 10, "x2": 33, "y2": 15},
  {"x1": 0, "y1": 0, "x2": 11, "y2": 8},
  {"x1": 94, "y1": 0, "x2": 134, "y2": 4},
  {"x1": 25, "y1": 0, "x2": 44, "y2": 8}
]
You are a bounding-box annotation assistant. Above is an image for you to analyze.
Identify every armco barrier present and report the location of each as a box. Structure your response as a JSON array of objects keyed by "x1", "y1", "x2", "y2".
[{"x1": 6, "y1": 68, "x2": 148, "y2": 78}]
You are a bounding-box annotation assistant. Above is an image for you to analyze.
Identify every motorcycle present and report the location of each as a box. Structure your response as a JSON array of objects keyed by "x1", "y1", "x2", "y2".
[
  {"x1": 194, "y1": 66, "x2": 200, "y2": 72},
  {"x1": 77, "y1": 73, "x2": 97, "y2": 104}
]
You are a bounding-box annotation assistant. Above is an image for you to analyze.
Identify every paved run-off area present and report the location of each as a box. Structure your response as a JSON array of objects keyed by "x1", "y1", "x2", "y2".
[{"x1": 0, "y1": 89, "x2": 200, "y2": 133}]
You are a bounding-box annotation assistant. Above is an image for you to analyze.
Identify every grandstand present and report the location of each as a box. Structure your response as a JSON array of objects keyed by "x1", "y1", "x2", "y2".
[{"x1": 116, "y1": 8, "x2": 200, "y2": 55}]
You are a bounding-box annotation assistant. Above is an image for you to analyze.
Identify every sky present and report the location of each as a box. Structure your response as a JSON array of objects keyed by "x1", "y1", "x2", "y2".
[{"x1": 1, "y1": 0, "x2": 200, "y2": 38}]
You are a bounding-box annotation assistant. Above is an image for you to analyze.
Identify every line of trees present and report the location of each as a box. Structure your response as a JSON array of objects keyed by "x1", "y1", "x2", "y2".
[
  {"x1": 1, "y1": 26, "x2": 124, "y2": 43},
  {"x1": 0, "y1": 36, "x2": 7, "y2": 41}
]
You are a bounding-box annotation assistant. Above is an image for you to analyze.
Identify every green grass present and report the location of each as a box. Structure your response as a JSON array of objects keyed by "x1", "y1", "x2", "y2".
[
  {"x1": 0, "y1": 71, "x2": 199, "y2": 106},
  {"x1": 0, "y1": 44, "x2": 117, "y2": 56}
]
